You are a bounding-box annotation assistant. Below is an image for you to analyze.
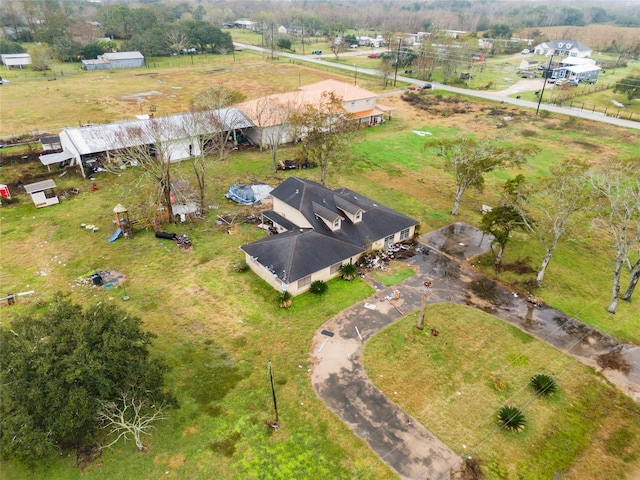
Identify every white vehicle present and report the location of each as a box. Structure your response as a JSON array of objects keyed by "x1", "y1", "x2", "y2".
[{"x1": 521, "y1": 49, "x2": 530, "y2": 54}]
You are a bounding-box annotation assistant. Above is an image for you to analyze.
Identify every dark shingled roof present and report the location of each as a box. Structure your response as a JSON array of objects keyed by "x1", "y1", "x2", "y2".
[
  {"x1": 240, "y1": 229, "x2": 364, "y2": 282},
  {"x1": 241, "y1": 177, "x2": 419, "y2": 284}
]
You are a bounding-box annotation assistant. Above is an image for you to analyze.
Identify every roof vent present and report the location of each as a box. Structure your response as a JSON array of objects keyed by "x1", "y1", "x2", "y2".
[{"x1": 295, "y1": 189, "x2": 299, "y2": 194}]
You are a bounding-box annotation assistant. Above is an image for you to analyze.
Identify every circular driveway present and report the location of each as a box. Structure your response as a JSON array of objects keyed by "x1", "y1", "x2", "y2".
[{"x1": 309, "y1": 223, "x2": 640, "y2": 479}]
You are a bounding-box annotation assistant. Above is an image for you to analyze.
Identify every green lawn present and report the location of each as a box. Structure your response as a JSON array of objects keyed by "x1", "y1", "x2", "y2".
[
  {"x1": 1, "y1": 57, "x2": 640, "y2": 479},
  {"x1": 365, "y1": 304, "x2": 640, "y2": 480}
]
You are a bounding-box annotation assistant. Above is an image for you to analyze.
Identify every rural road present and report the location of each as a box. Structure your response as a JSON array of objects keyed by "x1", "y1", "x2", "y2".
[
  {"x1": 309, "y1": 222, "x2": 640, "y2": 480},
  {"x1": 234, "y1": 42, "x2": 640, "y2": 131}
]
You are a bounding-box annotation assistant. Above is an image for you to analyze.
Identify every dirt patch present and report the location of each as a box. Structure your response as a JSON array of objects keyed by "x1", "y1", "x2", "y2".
[
  {"x1": 598, "y1": 350, "x2": 631, "y2": 374},
  {"x1": 181, "y1": 424, "x2": 199, "y2": 437}
]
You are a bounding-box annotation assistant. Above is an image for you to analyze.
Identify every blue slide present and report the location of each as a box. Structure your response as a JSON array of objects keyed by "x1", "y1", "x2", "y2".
[{"x1": 107, "y1": 228, "x2": 123, "y2": 242}]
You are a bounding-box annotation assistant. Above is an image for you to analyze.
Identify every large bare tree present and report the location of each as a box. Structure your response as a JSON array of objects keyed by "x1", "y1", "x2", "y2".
[
  {"x1": 425, "y1": 134, "x2": 539, "y2": 216},
  {"x1": 590, "y1": 158, "x2": 640, "y2": 312},
  {"x1": 112, "y1": 117, "x2": 181, "y2": 223},
  {"x1": 522, "y1": 159, "x2": 593, "y2": 287},
  {"x1": 290, "y1": 91, "x2": 358, "y2": 186},
  {"x1": 242, "y1": 93, "x2": 300, "y2": 172}
]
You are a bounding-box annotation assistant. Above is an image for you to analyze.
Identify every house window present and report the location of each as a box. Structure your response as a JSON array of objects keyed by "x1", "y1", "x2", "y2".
[
  {"x1": 355, "y1": 211, "x2": 362, "y2": 222},
  {"x1": 298, "y1": 275, "x2": 312, "y2": 288},
  {"x1": 333, "y1": 218, "x2": 341, "y2": 229},
  {"x1": 384, "y1": 234, "x2": 395, "y2": 250},
  {"x1": 330, "y1": 262, "x2": 342, "y2": 274},
  {"x1": 400, "y1": 228, "x2": 410, "y2": 241}
]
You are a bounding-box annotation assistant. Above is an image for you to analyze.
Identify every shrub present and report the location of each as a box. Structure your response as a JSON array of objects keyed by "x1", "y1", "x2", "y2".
[
  {"x1": 278, "y1": 291, "x2": 292, "y2": 308},
  {"x1": 339, "y1": 263, "x2": 358, "y2": 281},
  {"x1": 530, "y1": 374, "x2": 557, "y2": 396},
  {"x1": 309, "y1": 280, "x2": 328, "y2": 295},
  {"x1": 231, "y1": 261, "x2": 249, "y2": 273},
  {"x1": 497, "y1": 405, "x2": 526, "y2": 432}
]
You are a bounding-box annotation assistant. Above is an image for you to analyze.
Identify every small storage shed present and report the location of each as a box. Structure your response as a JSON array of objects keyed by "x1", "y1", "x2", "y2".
[
  {"x1": 24, "y1": 179, "x2": 59, "y2": 208},
  {"x1": 1, "y1": 53, "x2": 32, "y2": 69},
  {"x1": 102, "y1": 51, "x2": 145, "y2": 69}
]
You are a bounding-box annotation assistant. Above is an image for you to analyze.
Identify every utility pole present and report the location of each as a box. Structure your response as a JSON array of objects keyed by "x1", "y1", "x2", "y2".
[
  {"x1": 301, "y1": 25, "x2": 305, "y2": 55},
  {"x1": 536, "y1": 53, "x2": 555, "y2": 115},
  {"x1": 268, "y1": 360, "x2": 279, "y2": 430},
  {"x1": 393, "y1": 37, "x2": 401, "y2": 87},
  {"x1": 416, "y1": 281, "x2": 433, "y2": 330},
  {"x1": 354, "y1": 64, "x2": 358, "y2": 85}
]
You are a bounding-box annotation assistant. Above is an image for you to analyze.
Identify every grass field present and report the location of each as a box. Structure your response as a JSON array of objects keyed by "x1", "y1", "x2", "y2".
[
  {"x1": 1, "y1": 54, "x2": 640, "y2": 479},
  {"x1": 365, "y1": 304, "x2": 640, "y2": 480}
]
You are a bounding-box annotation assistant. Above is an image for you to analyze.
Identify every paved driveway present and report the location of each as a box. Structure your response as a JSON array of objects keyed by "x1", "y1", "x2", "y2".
[{"x1": 310, "y1": 222, "x2": 639, "y2": 479}]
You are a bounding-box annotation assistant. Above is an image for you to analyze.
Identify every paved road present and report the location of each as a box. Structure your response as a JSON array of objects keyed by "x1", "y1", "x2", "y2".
[
  {"x1": 309, "y1": 223, "x2": 639, "y2": 480},
  {"x1": 234, "y1": 42, "x2": 640, "y2": 131}
]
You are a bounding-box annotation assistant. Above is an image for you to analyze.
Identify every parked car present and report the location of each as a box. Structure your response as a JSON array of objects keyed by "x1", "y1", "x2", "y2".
[
  {"x1": 368, "y1": 53, "x2": 381, "y2": 58},
  {"x1": 520, "y1": 71, "x2": 537, "y2": 78},
  {"x1": 421, "y1": 83, "x2": 433, "y2": 89},
  {"x1": 521, "y1": 49, "x2": 530, "y2": 54},
  {"x1": 312, "y1": 50, "x2": 322, "y2": 55}
]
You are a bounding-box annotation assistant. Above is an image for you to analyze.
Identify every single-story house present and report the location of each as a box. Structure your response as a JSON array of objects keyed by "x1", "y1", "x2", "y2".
[
  {"x1": 24, "y1": 179, "x2": 59, "y2": 208},
  {"x1": 548, "y1": 64, "x2": 601, "y2": 83},
  {"x1": 238, "y1": 80, "x2": 393, "y2": 148},
  {"x1": 82, "y1": 51, "x2": 145, "y2": 70},
  {"x1": 1, "y1": 53, "x2": 32, "y2": 69},
  {"x1": 58, "y1": 108, "x2": 254, "y2": 177},
  {"x1": 559, "y1": 57, "x2": 596, "y2": 67},
  {"x1": 240, "y1": 177, "x2": 419, "y2": 295},
  {"x1": 534, "y1": 39, "x2": 591, "y2": 58}
]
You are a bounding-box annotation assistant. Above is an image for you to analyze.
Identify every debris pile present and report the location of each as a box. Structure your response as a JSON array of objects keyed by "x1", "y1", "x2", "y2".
[{"x1": 358, "y1": 244, "x2": 416, "y2": 271}]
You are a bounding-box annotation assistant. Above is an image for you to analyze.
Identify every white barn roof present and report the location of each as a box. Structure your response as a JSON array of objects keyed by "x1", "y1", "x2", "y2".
[
  {"x1": 1, "y1": 53, "x2": 32, "y2": 67},
  {"x1": 60, "y1": 109, "x2": 254, "y2": 156},
  {"x1": 102, "y1": 51, "x2": 144, "y2": 61}
]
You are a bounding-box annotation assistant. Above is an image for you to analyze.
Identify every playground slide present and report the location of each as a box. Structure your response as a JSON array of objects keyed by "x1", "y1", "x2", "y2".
[{"x1": 107, "y1": 228, "x2": 123, "y2": 242}]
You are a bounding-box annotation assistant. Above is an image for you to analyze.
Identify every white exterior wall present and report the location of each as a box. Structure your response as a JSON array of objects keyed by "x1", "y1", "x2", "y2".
[
  {"x1": 272, "y1": 198, "x2": 312, "y2": 228},
  {"x1": 342, "y1": 97, "x2": 375, "y2": 114}
]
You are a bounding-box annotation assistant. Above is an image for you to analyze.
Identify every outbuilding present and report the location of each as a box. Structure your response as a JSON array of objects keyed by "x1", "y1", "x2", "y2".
[
  {"x1": 1, "y1": 53, "x2": 32, "y2": 69},
  {"x1": 82, "y1": 51, "x2": 145, "y2": 70},
  {"x1": 24, "y1": 179, "x2": 59, "y2": 208}
]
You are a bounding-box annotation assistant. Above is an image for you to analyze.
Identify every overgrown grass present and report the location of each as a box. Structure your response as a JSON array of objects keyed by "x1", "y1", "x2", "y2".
[
  {"x1": 369, "y1": 261, "x2": 415, "y2": 286},
  {"x1": 2, "y1": 57, "x2": 640, "y2": 479},
  {"x1": 364, "y1": 304, "x2": 640, "y2": 479}
]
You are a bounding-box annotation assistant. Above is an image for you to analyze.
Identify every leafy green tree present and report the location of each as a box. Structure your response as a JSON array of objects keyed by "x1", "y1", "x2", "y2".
[
  {"x1": 53, "y1": 36, "x2": 82, "y2": 62},
  {"x1": 481, "y1": 204, "x2": 529, "y2": 273},
  {"x1": 182, "y1": 20, "x2": 232, "y2": 54},
  {"x1": 0, "y1": 295, "x2": 171, "y2": 463},
  {"x1": 82, "y1": 42, "x2": 106, "y2": 60},
  {"x1": 0, "y1": 39, "x2": 24, "y2": 54},
  {"x1": 614, "y1": 75, "x2": 640, "y2": 104},
  {"x1": 486, "y1": 24, "x2": 512, "y2": 39},
  {"x1": 277, "y1": 37, "x2": 292, "y2": 50},
  {"x1": 425, "y1": 134, "x2": 539, "y2": 216},
  {"x1": 29, "y1": 43, "x2": 55, "y2": 71}
]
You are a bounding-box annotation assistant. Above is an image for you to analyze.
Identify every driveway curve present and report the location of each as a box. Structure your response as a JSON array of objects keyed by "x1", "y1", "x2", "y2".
[{"x1": 309, "y1": 222, "x2": 640, "y2": 480}]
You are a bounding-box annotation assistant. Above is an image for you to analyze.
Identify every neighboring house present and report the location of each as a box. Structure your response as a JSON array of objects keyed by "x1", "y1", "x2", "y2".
[
  {"x1": 24, "y1": 179, "x2": 59, "y2": 208},
  {"x1": 533, "y1": 39, "x2": 591, "y2": 58},
  {"x1": 1, "y1": 53, "x2": 32, "y2": 69},
  {"x1": 238, "y1": 79, "x2": 393, "y2": 148},
  {"x1": 82, "y1": 51, "x2": 144, "y2": 70},
  {"x1": 240, "y1": 177, "x2": 419, "y2": 295},
  {"x1": 559, "y1": 57, "x2": 596, "y2": 67},
  {"x1": 277, "y1": 25, "x2": 288, "y2": 35},
  {"x1": 549, "y1": 64, "x2": 601, "y2": 83},
  {"x1": 54, "y1": 108, "x2": 253, "y2": 177}
]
